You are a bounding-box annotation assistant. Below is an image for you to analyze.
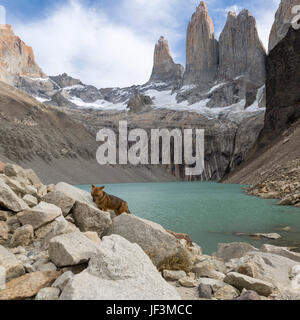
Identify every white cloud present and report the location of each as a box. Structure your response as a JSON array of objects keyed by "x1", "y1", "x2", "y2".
[{"x1": 14, "y1": 0, "x2": 155, "y2": 88}]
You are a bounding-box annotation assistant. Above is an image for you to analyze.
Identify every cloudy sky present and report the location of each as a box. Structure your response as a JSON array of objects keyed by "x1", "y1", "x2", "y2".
[{"x1": 0, "y1": 0, "x2": 280, "y2": 88}]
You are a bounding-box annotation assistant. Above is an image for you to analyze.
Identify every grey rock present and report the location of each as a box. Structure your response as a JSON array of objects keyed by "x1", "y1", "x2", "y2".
[
  {"x1": 268, "y1": 0, "x2": 300, "y2": 52},
  {"x1": 60, "y1": 235, "x2": 181, "y2": 300},
  {"x1": 218, "y1": 10, "x2": 266, "y2": 86},
  {"x1": 0, "y1": 245, "x2": 25, "y2": 281},
  {"x1": 10, "y1": 225, "x2": 34, "y2": 247},
  {"x1": 24, "y1": 263, "x2": 36, "y2": 273},
  {"x1": 0, "y1": 180, "x2": 29, "y2": 213},
  {"x1": 224, "y1": 272, "x2": 275, "y2": 296},
  {"x1": 52, "y1": 271, "x2": 74, "y2": 291},
  {"x1": 4, "y1": 164, "x2": 27, "y2": 179},
  {"x1": 215, "y1": 242, "x2": 259, "y2": 262},
  {"x1": 22, "y1": 195, "x2": 38, "y2": 207},
  {"x1": 260, "y1": 244, "x2": 300, "y2": 263},
  {"x1": 237, "y1": 251, "x2": 299, "y2": 291},
  {"x1": 42, "y1": 190, "x2": 75, "y2": 216},
  {"x1": 214, "y1": 284, "x2": 240, "y2": 300},
  {"x1": 236, "y1": 290, "x2": 261, "y2": 300},
  {"x1": 198, "y1": 278, "x2": 226, "y2": 293},
  {"x1": 149, "y1": 36, "x2": 184, "y2": 86},
  {"x1": 82, "y1": 232, "x2": 101, "y2": 245},
  {"x1": 0, "y1": 211, "x2": 8, "y2": 222},
  {"x1": 24, "y1": 169, "x2": 43, "y2": 187},
  {"x1": 17, "y1": 203, "x2": 62, "y2": 230},
  {"x1": 184, "y1": 2, "x2": 218, "y2": 86},
  {"x1": 163, "y1": 270, "x2": 186, "y2": 281},
  {"x1": 35, "y1": 262, "x2": 57, "y2": 272},
  {"x1": 35, "y1": 287, "x2": 60, "y2": 300},
  {"x1": 72, "y1": 201, "x2": 111, "y2": 238},
  {"x1": 178, "y1": 276, "x2": 198, "y2": 288},
  {"x1": 106, "y1": 214, "x2": 193, "y2": 270},
  {"x1": 49, "y1": 232, "x2": 99, "y2": 267},
  {"x1": 0, "y1": 221, "x2": 8, "y2": 244},
  {"x1": 198, "y1": 283, "x2": 213, "y2": 299}
]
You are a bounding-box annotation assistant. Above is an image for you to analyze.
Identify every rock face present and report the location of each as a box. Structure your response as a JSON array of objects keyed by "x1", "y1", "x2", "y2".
[
  {"x1": 259, "y1": 26, "x2": 300, "y2": 147},
  {"x1": 149, "y1": 36, "x2": 184, "y2": 85},
  {"x1": 127, "y1": 94, "x2": 153, "y2": 113},
  {"x1": 60, "y1": 235, "x2": 181, "y2": 300},
  {"x1": 49, "y1": 73, "x2": 82, "y2": 89},
  {"x1": 268, "y1": 0, "x2": 300, "y2": 52},
  {"x1": 218, "y1": 10, "x2": 266, "y2": 86},
  {"x1": 0, "y1": 24, "x2": 46, "y2": 85},
  {"x1": 184, "y1": 2, "x2": 218, "y2": 86}
]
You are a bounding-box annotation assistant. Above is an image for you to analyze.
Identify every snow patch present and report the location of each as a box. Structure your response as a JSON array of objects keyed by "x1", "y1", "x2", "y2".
[
  {"x1": 246, "y1": 85, "x2": 266, "y2": 112},
  {"x1": 35, "y1": 96, "x2": 50, "y2": 103},
  {"x1": 69, "y1": 96, "x2": 127, "y2": 111}
]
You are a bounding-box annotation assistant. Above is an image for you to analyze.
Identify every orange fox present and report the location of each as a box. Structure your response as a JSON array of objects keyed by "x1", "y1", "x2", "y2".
[{"x1": 91, "y1": 185, "x2": 131, "y2": 216}]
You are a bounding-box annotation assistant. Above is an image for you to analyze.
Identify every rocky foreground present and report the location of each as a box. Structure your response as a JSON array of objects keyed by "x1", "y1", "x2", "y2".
[{"x1": 0, "y1": 162, "x2": 300, "y2": 300}]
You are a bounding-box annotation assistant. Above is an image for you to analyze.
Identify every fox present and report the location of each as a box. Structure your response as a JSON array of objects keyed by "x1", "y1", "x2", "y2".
[{"x1": 91, "y1": 185, "x2": 131, "y2": 216}]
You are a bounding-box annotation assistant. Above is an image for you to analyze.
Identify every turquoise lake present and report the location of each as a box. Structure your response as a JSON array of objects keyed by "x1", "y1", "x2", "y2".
[{"x1": 78, "y1": 182, "x2": 300, "y2": 255}]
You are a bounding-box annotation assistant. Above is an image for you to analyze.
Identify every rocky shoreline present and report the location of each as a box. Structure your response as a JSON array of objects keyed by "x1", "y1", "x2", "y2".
[
  {"x1": 245, "y1": 159, "x2": 300, "y2": 208},
  {"x1": 1, "y1": 162, "x2": 300, "y2": 300}
]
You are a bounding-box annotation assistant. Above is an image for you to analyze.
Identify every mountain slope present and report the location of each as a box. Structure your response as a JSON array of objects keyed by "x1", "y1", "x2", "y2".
[{"x1": 0, "y1": 80, "x2": 176, "y2": 184}]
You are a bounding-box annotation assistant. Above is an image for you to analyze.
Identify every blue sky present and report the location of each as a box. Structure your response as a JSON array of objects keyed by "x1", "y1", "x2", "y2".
[{"x1": 0, "y1": 0, "x2": 280, "y2": 88}]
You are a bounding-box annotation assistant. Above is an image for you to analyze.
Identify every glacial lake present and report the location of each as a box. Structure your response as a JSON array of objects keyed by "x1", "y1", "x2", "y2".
[{"x1": 78, "y1": 182, "x2": 300, "y2": 255}]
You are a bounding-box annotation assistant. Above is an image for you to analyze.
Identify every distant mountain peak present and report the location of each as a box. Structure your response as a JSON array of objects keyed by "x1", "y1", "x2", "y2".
[{"x1": 148, "y1": 36, "x2": 184, "y2": 86}]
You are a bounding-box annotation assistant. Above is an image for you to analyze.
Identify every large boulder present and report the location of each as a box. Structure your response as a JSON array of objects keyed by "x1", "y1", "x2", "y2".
[
  {"x1": 224, "y1": 272, "x2": 275, "y2": 296},
  {"x1": 215, "y1": 242, "x2": 259, "y2": 262},
  {"x1": 71, "y1": 202, "x2": 111, "y2": 238},
  {"x1": 17, "y1": 202, "x2": 62, "y2": 230},
  {"x1": 260, "y1": 244, "x2": 300, "y2": 263},
  {"x1": 0, "y1": 180, "x2": 29, "y2": 213},
  {"x1": 236, "y1": 251, "x2": 299, "y2": 291},
  {"x1": 49, "y1": 232, "x2": 99, "y2": 267},
  {"x1": 60, "y1": 235, "x2": 181, "y2": 300},
  {"x1": 42, "y1": 191, "x2": 75, "y2": 216},
  {"x1": 0, "y1": 245, "x2": 25, "y2": 281},
  {"x1": 106, "y1": 214, "x2": 193, "y2": 271},
  {"x1": 55, "y1": 182, "x2": 111, "y2": 237},
  {"x1": 0, "y1": 271, "x2": 61, "y2": 300},
  {"x1": 55, "y1": 182, "x2": 94, "y2": 206}
]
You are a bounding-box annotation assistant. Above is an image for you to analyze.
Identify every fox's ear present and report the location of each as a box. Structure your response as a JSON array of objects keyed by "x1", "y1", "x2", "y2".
[
  {"x1": 92, "y1": 185, "x2": 95, "y2": 190},
  {"x1": 100, "y1": 186, "x2": 105, "y2": 190}
]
